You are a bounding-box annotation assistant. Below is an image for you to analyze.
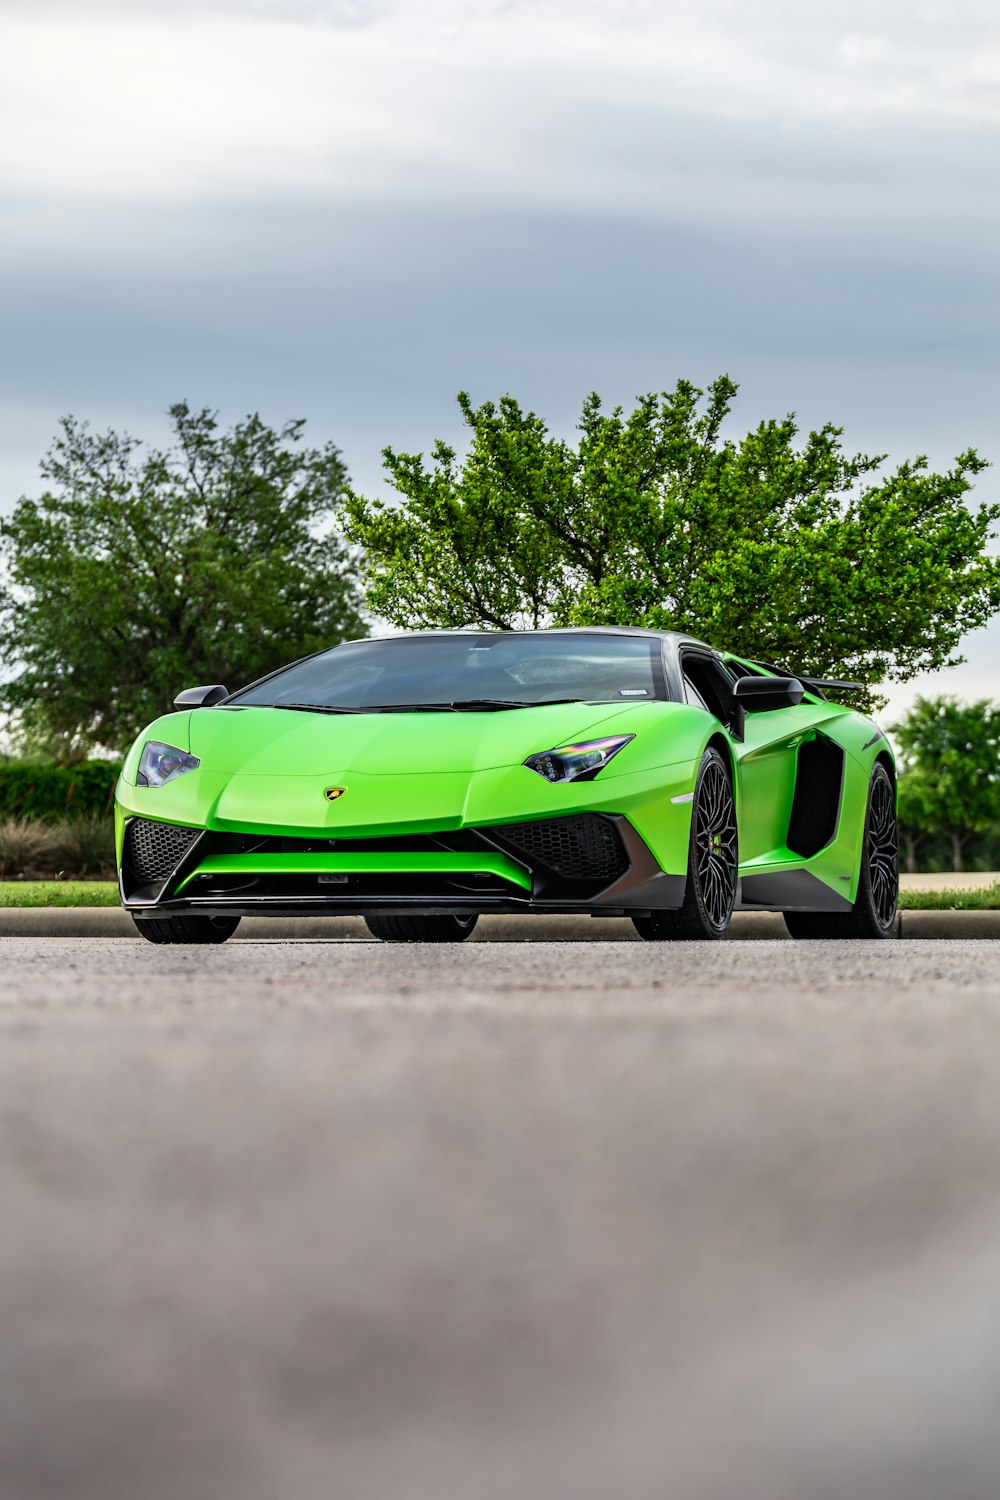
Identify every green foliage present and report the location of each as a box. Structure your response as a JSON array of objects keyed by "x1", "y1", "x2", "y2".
[
  {"x1": 0, "y1": 403, "x2": 366, "y2": 755},
  {"x1": 0, "y1": 761, "x2": 117, "y2": 821},
  {"x1": 892, "y1": 696, "x2": 1000, "y2": 871},
  {"x1": 345, "y1": 379, "x2": 1000, "y2": 710}
]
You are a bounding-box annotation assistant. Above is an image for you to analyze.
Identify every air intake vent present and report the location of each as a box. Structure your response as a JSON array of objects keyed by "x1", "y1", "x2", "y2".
[
  {"x1": 786, "y1": 735, "x2": 845, "y2": 858},
  {"x1": 126, "y1": 819, "x2": 200, "y2": 883},
  {"x1": 486, "y1": 815, "x2": 628, "y2": 884}
]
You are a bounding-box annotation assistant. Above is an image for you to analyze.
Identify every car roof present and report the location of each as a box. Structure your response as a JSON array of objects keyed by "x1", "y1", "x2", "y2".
[{"x1": 346, "y1": 626, "x2": 719, "y2": 652}]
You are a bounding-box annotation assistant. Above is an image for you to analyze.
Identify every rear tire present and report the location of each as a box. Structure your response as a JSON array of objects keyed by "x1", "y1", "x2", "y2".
[
  {"x1": 783, "y1": 761, "x2": 899, "y2": 939},
  {"x1": 132, "y1": 914, "x2": 242, "y2": 944},
  {"x1": 633, "y1": 747, "x2": 738, "y2": 942},
  {"x1": 364, "y1": 913, "x2": 479, "y2": 943}
]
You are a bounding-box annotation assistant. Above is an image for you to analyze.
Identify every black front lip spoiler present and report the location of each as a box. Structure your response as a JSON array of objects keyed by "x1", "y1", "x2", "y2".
[
  {"x1": 126, "y1": 889, "x2": 686, "y2": 921},
  {"x1": 120, "y1": 814, "x2": 687, "y2": 918}
]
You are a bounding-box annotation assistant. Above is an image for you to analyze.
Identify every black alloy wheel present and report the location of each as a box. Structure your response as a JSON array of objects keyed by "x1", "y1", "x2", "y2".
[
  {"x1": 633, "y1": 747, "x2": 738, "y2": 942},
  {"x1": 132, "y1": 914, "x2": 242, "y2": 944},
  {"x1": 867, "y1": 767, "x2": 899, "y2": 930},
  {"x1": 784, "y1": 761, "x2": 899, "y2": 939},
  {"x1": 364, "y1": 913, "x2": 479, "y2": 943}
]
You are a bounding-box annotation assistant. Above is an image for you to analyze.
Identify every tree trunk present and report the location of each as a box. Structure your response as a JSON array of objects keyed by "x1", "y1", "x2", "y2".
[{"x1": 951, "y1": 830, "x2": 966, "y2": 873}]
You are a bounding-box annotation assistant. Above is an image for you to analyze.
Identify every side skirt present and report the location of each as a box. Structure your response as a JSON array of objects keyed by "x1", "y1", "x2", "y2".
[{"x1": 738, "y1": 869, "x2": 852, "y2": 913}]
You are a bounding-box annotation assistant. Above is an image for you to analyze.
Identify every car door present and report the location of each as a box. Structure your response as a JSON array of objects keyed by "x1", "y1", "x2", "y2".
[
  {"x1": 733, "y1": 692, "x2": 811, "y2": 864},
  {"x1": 728, "y1": 664, "x2": 849, "y2": 866},
  {"x1": 679, "y1": 649, "x2": 801, "y2": 865}
]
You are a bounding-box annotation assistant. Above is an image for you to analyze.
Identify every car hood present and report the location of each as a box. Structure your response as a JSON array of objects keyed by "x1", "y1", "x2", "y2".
[{"x1": 186, "y1": 700, "x2": 650, "y2": 777}]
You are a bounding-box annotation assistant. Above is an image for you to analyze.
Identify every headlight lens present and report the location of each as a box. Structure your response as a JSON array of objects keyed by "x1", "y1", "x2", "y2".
[
  {"x1": 524, "y1": 735, "x2": 634, "y2": 783},
  {"x1": 137, "y1": 741, "x2": 201, "y2": 788}
]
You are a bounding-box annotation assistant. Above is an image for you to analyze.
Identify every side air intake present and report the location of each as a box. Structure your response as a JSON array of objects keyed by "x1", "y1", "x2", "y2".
[
  {"x1": 125, "y1": 819, "x2": 200, "y2": 884},
  {"x1": 484, "y1": 815, "x2": 628, "y2": 885},
  {"x1": 786, "y1": 736, "x2": 845, "y2": 858}
]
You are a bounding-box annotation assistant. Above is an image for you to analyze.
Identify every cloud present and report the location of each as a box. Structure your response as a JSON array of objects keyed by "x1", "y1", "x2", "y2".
[
  {"x1": 0, "y1": 0, "x2": 997, "y2": 709},
  {"x1": 838, "y1": 32, "x2": 894, "y2": 65},
  {"x1": 1, "y1": 0, "x2": 997, "y2": 229},
  {"x1": 0, "y1": 0, "x2": 396, "y2": 21}
]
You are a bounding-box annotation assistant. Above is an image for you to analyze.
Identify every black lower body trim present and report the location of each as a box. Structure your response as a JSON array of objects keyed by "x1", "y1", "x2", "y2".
[
  {"x1": 124, "y1": 879, "x2": 687, "y2": 922},
  {"x1": 122, "y1": 814, "x2": 688, "y2": 918},
  {"x1": 738, "y1": 869, "x2": 852, "y2": 913}
]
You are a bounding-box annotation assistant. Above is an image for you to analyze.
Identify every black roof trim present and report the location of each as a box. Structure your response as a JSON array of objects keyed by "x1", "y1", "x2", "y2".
[{"x1": 344, "y1": 626, "x2": 716, "y2": 649}]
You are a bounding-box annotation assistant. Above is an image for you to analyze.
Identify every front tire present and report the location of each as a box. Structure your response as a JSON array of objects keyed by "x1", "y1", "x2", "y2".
[
  {"x1": 133, "y1": 914, "x2": 242, "y2": 944},
  {"x1": 633, "y1": 747, "x2": 738, "y2": 942},
  {"x1": 364, "y1": 914, "x2": 479, "y2": 943},
  {"x1": 784, "y1": 761, "x2": 899, "y2": 939}
]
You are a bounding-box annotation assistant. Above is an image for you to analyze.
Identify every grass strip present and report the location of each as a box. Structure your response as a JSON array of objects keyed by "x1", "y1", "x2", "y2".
[
  {"x1": 899, "y1": 882, "x2": 1000, "y2": 911},
  {"x1": 0, "y1": 881, "x2": 119, "y2": 908}
]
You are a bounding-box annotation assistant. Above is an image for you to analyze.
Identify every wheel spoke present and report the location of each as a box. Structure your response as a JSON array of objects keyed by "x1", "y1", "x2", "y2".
[
  {"x1": 694, "y1": 759, "x2": 738, "y2": 929},
  {"x1": 867, "y1": 774, "x2": 899, "y2": 927}
]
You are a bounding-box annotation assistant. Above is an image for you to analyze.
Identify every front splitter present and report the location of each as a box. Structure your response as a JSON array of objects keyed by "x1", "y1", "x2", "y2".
[{"x1": 125, "y1": 881, "x2": 687, "y2": 923}]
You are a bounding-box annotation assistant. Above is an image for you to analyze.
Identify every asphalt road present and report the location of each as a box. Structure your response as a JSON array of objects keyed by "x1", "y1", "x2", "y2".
[{"x1": 3, "y1": 936, "x2": 1000, "y2": 1500}]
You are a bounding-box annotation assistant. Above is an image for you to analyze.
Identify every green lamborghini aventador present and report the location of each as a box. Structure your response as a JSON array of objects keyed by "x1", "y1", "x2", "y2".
[{"x1": 115, "y1": 628, "x2": 899, "y2": 944}]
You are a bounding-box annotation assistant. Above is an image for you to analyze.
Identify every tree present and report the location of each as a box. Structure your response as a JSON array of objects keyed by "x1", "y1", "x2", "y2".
[
  {"x1": 892, "y1": 696, "x2": 1000, "y2": 872},
  {"x1": 895, "y1": 769, "x2": 938, "y2": 874},
  {"x1": 0, "y1": 404, "x2": 365, "y2": 757},
  {"x1": 344, "y1": 378, "x2": 1000, "y2": 710}
]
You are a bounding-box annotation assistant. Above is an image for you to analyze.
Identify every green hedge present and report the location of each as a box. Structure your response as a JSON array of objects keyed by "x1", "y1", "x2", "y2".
[{"x1": 0, "y1": 762, "x2": 119, "y2": 821}]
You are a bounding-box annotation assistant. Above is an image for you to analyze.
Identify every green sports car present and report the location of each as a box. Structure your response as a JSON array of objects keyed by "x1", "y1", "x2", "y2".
[{"x1": 115, "y1": 628, "x2": 899, "y2": 944}]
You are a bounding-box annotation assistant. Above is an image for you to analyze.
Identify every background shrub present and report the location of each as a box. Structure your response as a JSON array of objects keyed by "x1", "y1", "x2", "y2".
[
  {"x1": 0, "y1": 761, "x2": 118, "y2": 822},
  {"x1": 51, "y1": 815, "x2": 116, "y2": 878},
  {"x1": 0, "y1": 816, "x2": 115, "y2": 879},
  {"x1": 0, "y1": 819, "x2": 58, "y2": 878}
]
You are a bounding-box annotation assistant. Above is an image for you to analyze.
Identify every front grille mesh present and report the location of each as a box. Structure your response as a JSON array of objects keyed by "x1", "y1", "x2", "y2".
[
  {"x1": 486, "y1": 815, "x2": 627, "y2": 884},
  {"x1": 126, "y1": 819, "x2": 199, "y2": 883}
]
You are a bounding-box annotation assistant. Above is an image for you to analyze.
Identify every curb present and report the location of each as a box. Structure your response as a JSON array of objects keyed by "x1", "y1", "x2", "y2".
[{"x1": 0, "y1": 908, "x2": 998, "y2": 940}]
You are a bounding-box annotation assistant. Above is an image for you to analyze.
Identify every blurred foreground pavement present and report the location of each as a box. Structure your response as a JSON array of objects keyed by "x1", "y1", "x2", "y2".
[{"x1": 3, "y1": 937, "x2": 1000, "y2": 1500}]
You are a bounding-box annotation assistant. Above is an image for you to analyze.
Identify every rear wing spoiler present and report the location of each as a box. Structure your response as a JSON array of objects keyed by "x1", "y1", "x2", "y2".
[
  {"x1": 800, "y1": 678, "x2": 865, "y2": 698},
  {"x1": 742, "y1": 659, "x2": 864, "y2": 701}
]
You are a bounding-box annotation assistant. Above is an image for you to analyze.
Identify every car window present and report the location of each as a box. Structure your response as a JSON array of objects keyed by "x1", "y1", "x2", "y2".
[
  {"x1": 683, "y1": 676, "x2": 710, "y2": 711},
  {"x1": 681, "y1": 654, "x2": 734, "y2": 723},
  {"x1": 230, "y1": 633, "x2": 668, "y2": 709}
]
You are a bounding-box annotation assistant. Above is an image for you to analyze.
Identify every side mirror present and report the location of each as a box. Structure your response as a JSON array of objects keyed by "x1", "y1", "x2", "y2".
[
  {"x1": 733, "y1": 675, "x2": 804, "y2": 713},
  {"x1": 173, "y1": 684, "x2": 229, "y2": 711}
]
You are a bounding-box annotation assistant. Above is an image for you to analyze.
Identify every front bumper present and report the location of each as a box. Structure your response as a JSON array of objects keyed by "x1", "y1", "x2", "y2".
[{"x1": 117, "y1": 812, "x2": 686, "y2": 919}]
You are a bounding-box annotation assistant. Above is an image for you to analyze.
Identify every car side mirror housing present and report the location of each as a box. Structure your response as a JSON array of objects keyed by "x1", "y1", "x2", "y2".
[
  {"x1": 733, "y1": 675, "x2": 804, "y2": 713},
  {"x1": 728, "y1": 674, "x2": 803, "y2": 741},
  {"x1": 173, "y1": 684, "x2": 229, "y2": 711}
]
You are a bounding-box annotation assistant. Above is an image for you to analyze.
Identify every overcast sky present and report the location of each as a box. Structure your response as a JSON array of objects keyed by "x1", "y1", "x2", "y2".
[{"x1": 1, "y1": 0, "x2": 997, "y2": 716}]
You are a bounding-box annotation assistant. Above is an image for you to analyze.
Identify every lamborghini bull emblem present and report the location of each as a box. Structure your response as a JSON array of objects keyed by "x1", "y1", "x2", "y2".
[{"x1": 324, "y1": 787, "x2": 347, "y2": 802}]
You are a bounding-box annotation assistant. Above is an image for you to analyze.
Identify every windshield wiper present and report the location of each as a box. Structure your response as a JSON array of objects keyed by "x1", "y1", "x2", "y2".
[
  {"x1": 367, "y1": 703, "x2": 459, "y2": 713},
  {"x1": 278, "y1": 701, "x2": 462, "y2": 714},
  {"x1": 271, "y1": 697, "x2": 591, "y2": 715},
  {"x1": 448, "y1": 697, "x2": 588, "y2": 711},
  {"x1": 274, "y1": 703, "x2": 370, "y2": 715}
]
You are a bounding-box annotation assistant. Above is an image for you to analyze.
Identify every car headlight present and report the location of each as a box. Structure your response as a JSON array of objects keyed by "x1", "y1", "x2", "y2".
[
  {"x1": 523, "y1": 735, "x2": 634, "y2": 784},
  {"x1": 137, "y1": 741, "x2": 201, "y2": 788}
]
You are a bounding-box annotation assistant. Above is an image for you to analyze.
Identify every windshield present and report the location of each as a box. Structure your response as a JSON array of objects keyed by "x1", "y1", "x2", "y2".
[{"x1": 229, "y1": 633, "x2": 666, "y2": 711}]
